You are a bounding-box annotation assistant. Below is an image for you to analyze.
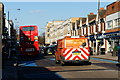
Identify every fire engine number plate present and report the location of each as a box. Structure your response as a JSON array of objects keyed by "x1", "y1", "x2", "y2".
[
  {"x1": 73, "y1": 53, "x2": 80, "y2": 55},
  {"x1": 72, "y1": 51, "x2": 81, "y2": 55},
  {"x1": 48, "y1": 52, "x2": 52, "y2": 54}
]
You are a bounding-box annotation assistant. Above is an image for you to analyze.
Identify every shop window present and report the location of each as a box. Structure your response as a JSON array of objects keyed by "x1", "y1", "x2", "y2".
[{"x1": 107, "y1": 20, "x2": 113, "y2": 29}]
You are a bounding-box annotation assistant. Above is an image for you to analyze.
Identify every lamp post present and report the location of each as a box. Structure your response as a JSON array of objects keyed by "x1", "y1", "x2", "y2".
[
  {"x1": 8, "y1": 8, "x2": 21, "y2": 39},
  {"x1": 7, "y1": 12, "x2": 10, "y2": 39},
  {"x1": 14, "y1": 18, "x2": 19, "y2": 35},
  {"x1": 96, "y1": 0, "x2": 100, "y2": 55},
  {"x1": 7, "y1": 8, "x2": 21, "y2": 59}
]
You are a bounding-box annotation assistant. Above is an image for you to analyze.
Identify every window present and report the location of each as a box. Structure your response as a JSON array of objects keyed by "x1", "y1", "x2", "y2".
[
  {"x1": 100, "y1": 18, "x2": 104, "y2": 23},
  {"x1": 47, "y1": 34, "x2": 50, "y2": 37},
  {"x1": 77, "y1": 26, "x2": 80, "y2": 29},
  {"x1": 118, "y1": 18, "x2": 120, "y2": 26},
  {"x1": 47, "y1": 29, "x2": 50, "y2": 32},
  {"x1": 107, "y1": 20, "x2": 113, "y2": 29},
  {"x1": 114, "y1": 19, "x2": 118, "y2": 26},
  {"x1": 112, "y1": 6, "x2": 114, "y2": 10},
  {"x1": 22, "y1": 27, "x2": 35, "y2": 31},
  {"x1": 114, "y1": 18, "x2": 120, "y2": 27},
  {"x1": 72, "y1": 23, "x2": 75, "y2": 30}
]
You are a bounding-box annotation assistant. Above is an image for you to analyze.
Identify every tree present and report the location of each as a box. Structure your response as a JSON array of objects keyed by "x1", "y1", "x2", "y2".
[{"x1": 38, "y1": 32, "x2": 45, "y2": 45}]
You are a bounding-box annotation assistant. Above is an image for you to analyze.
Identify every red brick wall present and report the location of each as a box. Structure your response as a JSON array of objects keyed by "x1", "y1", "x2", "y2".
[
  {"x1": 86, "y1": 27, "x2": 88, "y2": 35},
  {"x1": 89, "y1": 26, "x2": 91, "y2": 34},
  {"x1": 90, "y1": 25, "x2": 94, "y2": 34},
  {"x1": 106, "y1": 1, "x2": 120, "y2": 16},
  {"x1": 83, "y1": 28, "x2": 84, "y2": 35},
  {"x1": 78, "y1": 28, "x2": 82, "y2": 36}
]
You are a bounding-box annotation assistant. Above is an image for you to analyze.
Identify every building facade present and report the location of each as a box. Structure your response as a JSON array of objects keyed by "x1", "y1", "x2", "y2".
[
  {"x1": 0, "y1": 2, "x2": 4, "y2": 54},
  {"x1": 0, "y1": 2, "x2": 4, "y2": 79},
  {"x1": 45, "y1": 21, "x2": 63, "y2": 45},
  {"x1": 45, "y1": 22, "x2": 52, "y2": 45},
  {"x1": 45, "y1": 0, "x2": 120, "y2": 56},
  {"x1": 105, "y1": 0, "x2": 120, "y2": 54},
  {"x1": 45, "y1": 18, "x2": 80, "y2": 45}
]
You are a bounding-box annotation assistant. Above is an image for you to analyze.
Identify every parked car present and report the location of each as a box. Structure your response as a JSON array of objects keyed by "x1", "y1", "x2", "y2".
[
  {"x1": 39, "y1": 46, "x2": 44, "y2": 54},
  {"x1": 44, "y1": 45, "x2": 57, "y2": 55}
]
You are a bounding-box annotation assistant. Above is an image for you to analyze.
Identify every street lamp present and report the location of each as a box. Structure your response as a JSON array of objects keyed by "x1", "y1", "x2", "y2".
[
  {"x1": 14, "y1": 19, "x2": 19, "y2": 36},
  {"x1": 8, "y1": 8, "x2": 21, "y2": 39},
  {"x1": 7, "y1": 8, "x2": 21, "y2": 59}
]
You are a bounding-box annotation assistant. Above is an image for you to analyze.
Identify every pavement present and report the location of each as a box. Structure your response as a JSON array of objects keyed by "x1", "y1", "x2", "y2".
[
  {"x1": 90, "y1": 53, "x2": 118, "y2": 61},
  {"x1": 2, "y1": 59, "x2": 18, "y2": 80}
]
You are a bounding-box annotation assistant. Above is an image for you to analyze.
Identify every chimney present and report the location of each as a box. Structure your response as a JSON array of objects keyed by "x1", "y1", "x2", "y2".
[
  {"x1": 99, "y1": 7, "x2": 104, "y2": 10},
  {"x1": 90, "y1": 13, "x2": 94, "y2": 15}
]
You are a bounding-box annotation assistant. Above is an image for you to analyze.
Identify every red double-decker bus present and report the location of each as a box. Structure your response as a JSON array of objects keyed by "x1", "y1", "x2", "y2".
[{"x1": 19, "y1": 25, "x2": 39, "y2": 55}]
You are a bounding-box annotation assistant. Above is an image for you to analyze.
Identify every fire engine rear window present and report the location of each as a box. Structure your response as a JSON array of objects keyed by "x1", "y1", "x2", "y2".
[
  {"x1": 66, "y1": 39, "x2": 88, "y2": 48},
  {"x1": 22, "y1": 27, "x2": 35, "y2": 31}
]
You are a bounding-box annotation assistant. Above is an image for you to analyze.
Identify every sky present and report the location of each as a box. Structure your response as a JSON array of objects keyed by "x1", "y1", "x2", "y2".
[{"x1": 2, "y1": 2, "x2": 113, "y2": 36}]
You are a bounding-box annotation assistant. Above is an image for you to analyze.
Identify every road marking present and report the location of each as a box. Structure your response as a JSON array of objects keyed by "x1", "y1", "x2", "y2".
[
  {"x1": 18, "y1": 61, "x2": 38, "y2": 66},
  {"x1": 91, "y1": 57, "x2": 118, "y2": 63},
  {"x1": 50, "y1": 58, "x2": 55, "y2": 61}
]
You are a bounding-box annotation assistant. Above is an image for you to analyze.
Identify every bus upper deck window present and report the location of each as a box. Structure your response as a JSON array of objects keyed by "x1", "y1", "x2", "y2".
[{"x1": 22, "y1": 27, "x2": 35, "y2": 31}]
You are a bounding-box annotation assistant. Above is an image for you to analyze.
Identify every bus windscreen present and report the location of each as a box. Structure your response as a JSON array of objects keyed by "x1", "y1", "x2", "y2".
[{"x1": 22, "y1": 27, "x2": 35, "y2": 31}]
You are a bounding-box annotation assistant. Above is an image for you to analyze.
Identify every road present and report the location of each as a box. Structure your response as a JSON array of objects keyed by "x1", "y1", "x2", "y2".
[{"x1": 14, "y1": 54, "x2": 120, "y2": 80}]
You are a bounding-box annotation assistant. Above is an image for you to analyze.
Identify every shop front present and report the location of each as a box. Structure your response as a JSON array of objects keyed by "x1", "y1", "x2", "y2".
[
  {"x1": 89, "y1": 35, "x2": 96, "y2": 55},
  {"x1": 104, "y1": 31, "x2": 120, "y2": 55},
  {"x1": 96, "y1": 34, "x2": 105, "y2": 55}
]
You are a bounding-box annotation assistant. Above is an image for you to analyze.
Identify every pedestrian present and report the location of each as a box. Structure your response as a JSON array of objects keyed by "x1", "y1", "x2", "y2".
[
  {"x1": 113, "y1": 44, "x2": 118, "y2": 56},
  {"x1": 90, "y1": 47, "x2": 93, "y2": 55},
  {"x1": 118, "y1": 44, "x2": 120, "y2": 63},
  {"x1": 97, "y1": 43, "x2": 100, "y2": 55},
  {"x1": 109, "y1": 47, "x2": 113, "y2": 55}
]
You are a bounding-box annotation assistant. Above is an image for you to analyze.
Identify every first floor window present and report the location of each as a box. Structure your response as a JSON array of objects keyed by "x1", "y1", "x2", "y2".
[
  {"x1": 114, "y1": 18, "x2": 120, "y2": 27},
  {"x1": 118, "y1": 18, "x2": 120, "y2": 26},
  {"x1": 107, "y1": 20, "x2": 113, "y2": 29}
]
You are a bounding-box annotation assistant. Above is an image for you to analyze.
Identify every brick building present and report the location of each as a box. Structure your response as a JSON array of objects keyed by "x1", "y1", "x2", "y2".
[
  {"x1": 105, "y1": 0, "x2": 120, "y2": 54},
  {"x1": 45, "y1": 22, "x2": 52, "y2": 45},
  {"x1": 45, "y1": 21, "x2": 63, "y2": 45},
  {"x1": 45, "y1": 0, "x2": 120, "y2": 56}
]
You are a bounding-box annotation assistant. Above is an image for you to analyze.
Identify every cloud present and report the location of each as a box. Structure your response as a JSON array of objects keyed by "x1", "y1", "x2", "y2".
[{"x1": 30, "y1": 10, "x2": 43, "y2": 14}]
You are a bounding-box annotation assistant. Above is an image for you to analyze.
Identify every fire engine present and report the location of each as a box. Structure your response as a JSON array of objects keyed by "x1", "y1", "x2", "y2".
[{"x1": 55, "y1": 36, "x2": 90, "y2": 65}]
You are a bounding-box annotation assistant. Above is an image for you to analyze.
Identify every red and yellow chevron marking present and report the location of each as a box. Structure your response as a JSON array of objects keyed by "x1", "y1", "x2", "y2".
[{"x1": 63, "y1": 48, "x2": 90, "y2": 60}]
